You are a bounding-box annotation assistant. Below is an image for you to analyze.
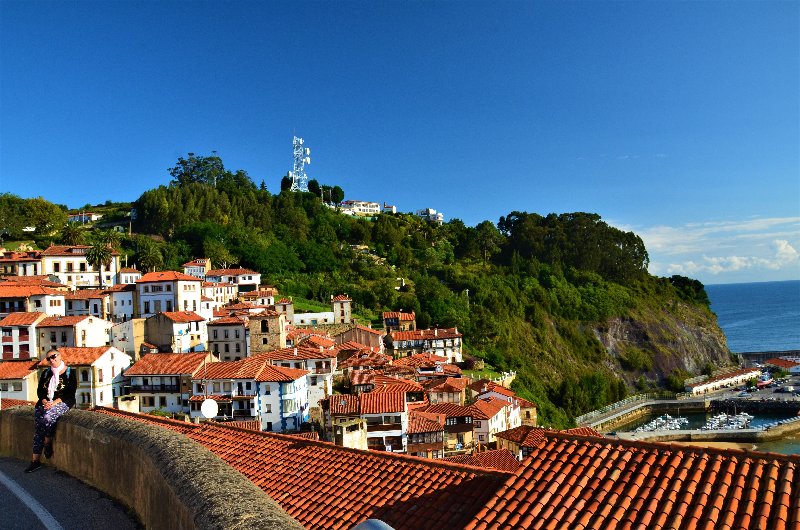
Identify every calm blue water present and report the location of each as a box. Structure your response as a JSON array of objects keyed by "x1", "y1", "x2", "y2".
[{"x1": 706, "y1": 280, "x2": 800, "y2": 353}]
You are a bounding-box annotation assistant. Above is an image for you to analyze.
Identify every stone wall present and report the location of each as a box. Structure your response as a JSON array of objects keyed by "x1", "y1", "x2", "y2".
[{"x1": 0, "y1": 407, "x2": 302, "y2": 530}]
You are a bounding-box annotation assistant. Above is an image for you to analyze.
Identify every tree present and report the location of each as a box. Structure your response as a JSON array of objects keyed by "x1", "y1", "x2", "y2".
[
  {"x1": 59, "y1": 223, "x2": 85, "y2": 245},
  {"x1": 136, "y1": 237, "x2": 163, "y2": 272},
  {"x1": 475, "y1": 221, "x2": 503, "y2": 264},
  {"x1": 86, "y1": 242, "x2": 113, "y2": 288},
  {"x1": 330, "y1": 186, "x2": 344, "y2": 204},
  {"x1": 169, "y1": 153, "x2": 225, "y2": 187},
  {"x1": 96, "y1": 228, "x2": 122, "y2": 250},
  {"x1": 280, "y1": 174, "x2": 292, "y2": 192},
  {"x1": 308, "y1": 179, "x2": 321, "y2": 197}
]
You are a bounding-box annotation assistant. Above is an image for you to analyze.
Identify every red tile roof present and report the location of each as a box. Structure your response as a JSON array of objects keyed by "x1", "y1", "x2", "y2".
[
  {"x1": 0, "y1": 285, "x2": 61, "y2": 298},
  {"x1": 355, "y1": 324, "x2": 383, "y2": 336},
  {"x1": 331, "y1": 294, "x2": 351, "y2": 302},
  {"x1": 765, "y1": 357, "x2": 800, "y2": 369},
  {"x1": 38, "y1": 346, "x2": 117, "y2": 366},
  {"x1": 136, "y1": 271, "x2": 201, "y2": 283},
  {"x1": 469, "y1": 397, "x2": 509, "y2": 420},
  {"x1": 0, "y1": 397, "x2": 36, "y2": 409},
  {"x1": 0, "y1": 311, "x2": 47, "y2": 326},
  {"x1": 94, "y1": 407, "x2": 511, "y2": 530},
  {"x1": 383, "y1": 311, "x2": 416, "y2": 320},
  {"x1": 0, "y1": 360, "x2": 38, "y2": 379},
  {"x1": 207, "y1": 316, "x2": 247, "y2": 326},
  {"x1": 494, "y1": 425, "x2": 601, "y2": 446},
  {"x1": 41, "y1": 245, "x2": 118, "y2": 256},
  {"x1": 686, "y1": 367, "x2": 763, "y2": 388},
  {"x1": 37, "y1": 315, "x2": 90, "y2": 327},
  {"x1": 63, "y1": 289, "x2": 107, "y2": 300},
  {"x1": 340, "y1": 352, "x2": 393, "y2": 369},
  {"x1": 0, "y1": 276, "x2": 63, "y2": 288},
  {"x1": 303, "y1": 335, "x2": 336, "y2": 348},
  {"x1": 159, "y1": 311, "x2": 205, "y2": 323},
  {"x1": 182, "y1": 259, "x2": 209, "y2": 267},
  {"x1": 406, "y1": 411, "x2": 444, "y2": 434},
  {"x1": 422, "y1": 377, "x2": 469, "y2": 392},
  {"x1": 254, "y1": 346, "x2": 336, "y2": 362},
  {"x1": 118, "y1": 267, "x2": 141, "y2": 274},
  {"x1": 371, "y1": 377, "x2": 424, "y2": 394},
  {"x1": 276, "y1": 298, "x2": 292, "y2": 304},
  {"x1": 393, "y1": 352, "x2": 449, "y2": 368},
  {"x1": 391, "y1": 327, "x2": 462, "y2": 341},
  {"x1": 442, "y1": 449, "x2": 521, "y2": 473},
  {"x1": 206, "y1": 268, "x2": 259, "y2": 277},
  {"x1": 286, "y1": 431, "x2": 320, "y2": 440},
  {"x1": 422, "y1": 403, "x2": 474, "y2": 418},
  {"x1": 325, "y1": 391, "x2": 407, "y2": 415},
  {"x1": 195, "y1": 357, "x2": 308, "y2": 382},
  {"x1": 125, "y1": 353, "x2": 210, "y2": 376}
]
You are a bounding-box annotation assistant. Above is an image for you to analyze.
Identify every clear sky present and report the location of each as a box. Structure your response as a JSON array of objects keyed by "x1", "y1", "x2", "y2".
[{"x1": 1, "y1": 1, "x2": 798, "y2": 285}]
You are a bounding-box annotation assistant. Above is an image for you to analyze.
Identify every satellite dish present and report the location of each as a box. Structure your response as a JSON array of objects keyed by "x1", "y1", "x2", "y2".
[{"x1": 200, "y1": 398, "x2": 218, "y2": 419}]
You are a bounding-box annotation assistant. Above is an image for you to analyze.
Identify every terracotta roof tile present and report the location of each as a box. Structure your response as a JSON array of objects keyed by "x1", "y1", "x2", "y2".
[
  {"x1": 207, "y1": 316, "x2": 247, "y2": 326},
  {"x1": 125, "y1": 353, "x2": 209, "y2": 376},
  {"x1": 331, "y1": 294, "x2": 351, "y2": 302},
  {"x1": 0, "y1": 360, "x2": 39, "y2": 379},
  {"x1": 136, "y1": 271, "x2": 202, "y2": 283},
  {"x1": 38, "y1": 346, "x2": 117, "y2": 366},
  {"x1": 406, "y1": 411, "x2": 445, "y2": 434},
  {"x1": 470, "y1": 397, "x2": 509, "y2": 420},
  {"x1": 391, "y1": 328, "x2": 462, "y2": 341},
  {"x1": 0, "y1": 397, "x2": 36, "y2": 409},
  {"x1": 423, "y1": 403, "x2": 474, "y2": 418},
  {"x1": 0, "y1": 285, "x2": 62, "y2": 298},
  {"x1": 393, "y1": 352, "x2": 449, "y2": 368},
  {"x1": 94, "y1": 407, "x2": 511, "y2": 530},
  {"x1": 158, "y1": 311, "x2": 205, "y2": 323},
  {"x1": 0, "y1": 311, "x2": 47, "y2": 326},
  {"x1": 765, "y1": 358, "x2": 800, "y2": 369},
  {"x1": 42, "y1": 245, "x2": 118, "y2": 256},
  {"x1": 254, "y1": 346, "x2": 336, "y2": 362},
  {"x1": 383, "y1": 311, "x2": 416, "y2": 320},
  {"x1": 206, "y1": 268, "x2": 259, "y2": 277},
  {"x1": 443, "y1": 449, "x2": 522, "y2": 473},
  {"x1": 37, "y1": 315, "x2": 91, "y2": 327}
]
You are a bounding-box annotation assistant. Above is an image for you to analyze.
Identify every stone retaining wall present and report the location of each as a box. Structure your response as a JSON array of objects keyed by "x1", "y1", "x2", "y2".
[{"x1": 0, "y1": 407, "x2": 302, "y2": 530}]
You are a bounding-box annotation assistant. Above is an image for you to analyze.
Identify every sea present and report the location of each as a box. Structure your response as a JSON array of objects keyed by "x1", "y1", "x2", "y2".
[
  {"x1": 706, "y1": 280, "x2": 800, "y2": 353},
  {"x1": 706, "y1": 280, "x2": 800, "y2": 455},
  {"x1": 618, "y1": 280, "x2": 800, "y2": 454}
]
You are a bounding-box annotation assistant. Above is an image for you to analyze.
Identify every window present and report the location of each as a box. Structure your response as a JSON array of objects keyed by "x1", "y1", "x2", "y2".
[
  {"x1": 475, "y1": 421, "x2": 482, "y2": 428},
  {"x1": 235, "y1": 329, "x2": 240, "y2": 339},
  {"x1": 79, "y1": 263, "x2": 86, "y2": 272},
  {"x1": 54, "y1": 263, "x2": 60, "y2": 272},
  {"x1": 99, "y1": 391, "x2": 104, "y2": 402},
  {"x1": 264, "y1": 404, "x2": 272, "y2": 413},
  {"x1": 224, "y1": 344, "x2": 229, "y2": 353},
  {"x1": 144, "y1": 286, "x2": 150, "y2": 293},
  {"x1": 166, "y1": 284, "x2": 171, "y2": 292},
  {"x1": 50, "y1": 332, "x2": 56, "y2": 342},
  {"x1": 166, "y1": 301, "x2": 172, "y2": 312},
  {"x1": 60, "y1": 332, "x2": 67, "y2": 343},
  {"x1": 159, "y1": 396, "x2": 167, "y2": 407},
  {"x1": 67, "y1": 301, "x2": 73, "y2": 310},
  {"x1": 224, "y1": 330, "x2": 229, "y2": 339},
  {"x1": 222, "y1": 382, "x2": 231, "y2": 392},
  {"x1": 478, "y1": 435, "x2": 485, "y2": 441},
  {"x1": 262, "y1": 338, "x2": 268, "y2": 345},
  {"x1": 245, "y1": 382, "x2": 252, "y2": 391},
  {"x1": 310, "y1": 376, "x2": 317, "y2": 386},
  {"x1": 263, "y1": 384, "x2": 271, "y2": 395},
  {"x1": 212, "y1": 382, "x2": 221, "y2": 393},
  {"x1": 144, "y1": 302, "x2": 150, "y2": 314},
  {"x1": 235, "y1": 343, "x2": 241, "y2": 353},
  {"x1": 213, "y1": 330, "x2": 218, "y2": 339},
  {"x1": 260, "y1": 320, "x2": 268, "y2": 332},
  {"x1": 98, "y1": 369, "x2": 103, "y2": 383}
]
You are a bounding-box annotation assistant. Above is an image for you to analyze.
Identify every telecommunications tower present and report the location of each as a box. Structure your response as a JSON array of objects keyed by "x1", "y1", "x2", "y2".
[{"x1": 289, "y1": 136, "x2": 311, "y2": 192}]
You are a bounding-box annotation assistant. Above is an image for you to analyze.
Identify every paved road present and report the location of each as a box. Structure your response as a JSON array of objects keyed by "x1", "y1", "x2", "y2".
[{"x1": 0, "y1": 457, "x2": 140, "y2": 530}]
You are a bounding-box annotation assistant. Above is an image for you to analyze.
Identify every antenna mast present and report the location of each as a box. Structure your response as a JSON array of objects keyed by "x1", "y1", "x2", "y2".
[{"x1": 289, "y1": 136, "x2": 311, "y2": 192}]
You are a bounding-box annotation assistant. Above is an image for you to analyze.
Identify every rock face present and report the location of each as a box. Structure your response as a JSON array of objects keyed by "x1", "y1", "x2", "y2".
[{"x1": 595, "y1": 301, "x2": 731, "y2": 383}]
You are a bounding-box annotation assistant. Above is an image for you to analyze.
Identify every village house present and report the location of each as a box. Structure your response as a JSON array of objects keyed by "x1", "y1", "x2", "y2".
[
  {"x1": 45, "y1": 346, "x2": 132, "y2": 408},
  {"x1": 182, "y1": 258, "x2": 211, "y2": 279},
  {"x1": 0, "y1": 360, "x2": 38, "y2": 401},
  {"x1": 117, "y1": 267, "x2": 142, "y2": 285},
  {"x1": 248, "y1": 310, "x2": 287, "y2": 353},
  {"x1": 144, "y1": 311, "x2": 207, "y2": 353},
  {"x1": 202, "y1": 281, "x2": 239, "y2": 307},
  {"x1": 64, "y1": 289, "x2": 109, "y2": 319},
  {"x1": 205, "y1": 268, "x2": 261, "y2": 293},
  {"x1": 382, "y1": 311, "x2": 416, "y2": 332},
  {"x1": 240, "y1": 287, "x2": 277, "y2": 306},
  {"x1": 135, "y1": 271, "x2": 203, "y2": 318},
  {"x1": 422, "y1": 377, "x2": 469, "y2": 405},
  {"x1": 340, "y1": 200, "x2": 381, "y2": 217},
  {"x1": 253, "y1": 345, "x2": 337, "y2": 411},
  {"x1": 685, "y1": 367, "x2": 762, "y2": 395},
  {"x1": 0, "y1": 250, "x2": 43, "y2": 277},
  {"x1": 386, "y1": 327, "x2": 463, "y2": 363},
  {"x1": 67, "y1": 212, "x2": 103, "y2": 223},
  {"x1": 406, "y1": 410, "x2": 446, "y2": 459},
  {"x1": 109, "y1": 317, "x2": 145, "y2": 359},
  {"x1": 392, "y1": 352, "x2": 463, "y2": 381},
  {"x1": 0, "y1": 285, "x2": 65, "y2": 318},
  {"x1": 421, "y1": 402, "x2": 475, "y2": 455},
  {"x1": 36, "y1": 315, "x2": 112, "y2": 355},
  {"x1": 190, "y1": 357, "x2": 309, "y2": 432},
  {"x1": 764, "y1": 357, "x2": 800, "y2": 374},
  {"x1": 0, "y1": 312, "x2": 47, "y2": 360},
  {"x1": 333, "y1": 324, "x2": 384, "y2": 352},
  {"x1": 322, "y1": 391, "x2": 408, "y2": 452},
  {"x1": 207, "y1": 315, "x2": 249, "y2": 360},
  {"x1": 104, "y1": 284, "x2": 136, "y2": 322},
  {"x1": 470, "y1": 396, "x2": 512, "y2": 447},
  {"x1": 40, "y1": 245, "x2": 120, "y2": 289},
  {"x1": 292, "y1": 294, "x2": 352, "y2": 326},
  {"x1": 125, "y1": 352, "x2": 212, "y2": 414},
  {"x1": 469, "y1": 380, "x2": 525, "y2": 429}
]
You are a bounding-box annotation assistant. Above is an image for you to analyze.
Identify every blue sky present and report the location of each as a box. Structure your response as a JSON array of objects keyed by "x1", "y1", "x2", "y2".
[{"x1": 1, "y1": 1, "x2": 798, "y2": 284}]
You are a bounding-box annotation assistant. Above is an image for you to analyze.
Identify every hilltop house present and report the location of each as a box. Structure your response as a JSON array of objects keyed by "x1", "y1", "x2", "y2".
[
  {"x1": 386, "y1": 327, "x2": 463, "y2": 363},
  {"x1": 205, "y1": 268, "x2": 260, "y2": 293},
  {"x1": 41, "y1": 245, "x2": 120, "y2": 289}
]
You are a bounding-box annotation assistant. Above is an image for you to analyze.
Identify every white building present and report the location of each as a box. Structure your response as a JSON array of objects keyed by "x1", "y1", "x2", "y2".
[
  {"x1": 293, "y1": 294, "x2": 352, "y2": 326},
  {"x1": 205, "y1": 268, "x2": 261, "y2": 293},
  {"x1": 118, "y1": 267, "x2": 142, "y2": 285},
  {"x1": 125, "y1": 352, "x2": 212, "y2": 414},
  {"x1": 36, "y1": 315, "x2": 112, "y2": 355},
  {"x1": 340, "y1": 200, "x2": 381, "y2": 217},
  {"x1": 0, "y1": 360, "x2": 38, "y2": 402},
  {"x1": 40, "y1": 245, "x2": 120, "y2": 289},
  {"x1": 144, "y1": 311, "x2": 207, "y2": 353},
  {"x1": 0, "y1": 285, "x2": 66, "y2": 318},
  {"x1": 190, "y1": 357, "x2": 309, "y2": 432},
  {"x1": 202, "y1": 281, "x2": 238, "y2": 306},
  {"x1": 182, "y1": 258, "x2": 211, "y2": 279},
  {"x1": 135, "y1": 271, "x2": 203, "y2": 318},
  {"x1": 52, "y1": 346, "x2": 132, "y2": 408},
  {"x1": 470, "y1": 397, "x2": 511, "y2": 446},
  {"x1": 0, "y1": 312, "x2": 48, "y2": 360},
  {"x1": 253, "y1": 345, "x2": 337, "y2": 409},
  {"x1": 416, "y1": 208, "x2": 444, "y2": 225},
  {"x1": 324, "y1": 392, "x2": 408, "y2": 452},
  {"x1": 105, "y1": 284, "x2": 136, "y2": 322}
]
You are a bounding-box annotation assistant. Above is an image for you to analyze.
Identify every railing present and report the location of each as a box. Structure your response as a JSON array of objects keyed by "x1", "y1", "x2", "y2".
[
  {"x1": 128, "y1": 384, "x2": 180, "y2": 393},
  {"x1": 367, "y1": 423, "x2": 403, "y2": 432},
  {"x1": 574, "y1": 392, "x2": 678, "y2": 425},
  {"x1": 233, "y1": 410, "x2": 256, "y2": 417},
  {"x1": 311, "y1": 367, "x2": 331, "y2": 374}
]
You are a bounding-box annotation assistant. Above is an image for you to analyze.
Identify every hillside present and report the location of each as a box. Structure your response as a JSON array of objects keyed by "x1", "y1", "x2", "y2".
[{"x1": 1, "y1": 154, "x2": 733, "y2": 426}]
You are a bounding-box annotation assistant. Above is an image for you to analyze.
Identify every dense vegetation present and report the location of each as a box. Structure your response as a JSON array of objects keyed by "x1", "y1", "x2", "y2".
[{"x1": 3, "y1": 154, "x2": 728, "y2": 427}]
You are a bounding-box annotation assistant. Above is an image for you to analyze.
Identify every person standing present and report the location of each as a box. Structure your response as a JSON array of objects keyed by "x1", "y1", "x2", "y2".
[{"x1": 25, "y1": 349, "x2": 77, "y2": 473}]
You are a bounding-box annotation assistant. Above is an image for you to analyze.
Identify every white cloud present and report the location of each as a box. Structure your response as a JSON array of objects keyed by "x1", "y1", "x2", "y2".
[{"x1": 615, "y1": 216, "x2": 800, "y2": 283}]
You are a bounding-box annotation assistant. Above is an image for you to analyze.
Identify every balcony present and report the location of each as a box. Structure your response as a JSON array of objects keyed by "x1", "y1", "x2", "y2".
[
  {"x1": 311, "y1": 367, "x2": 331, "y2": 374},
  {"x1": 233, "y1": 410, "x2": 257, "y2": 418},
  {"x1": 128, "y1": 384, "x2": 180, "y2": 393},
  {"x1": 366, "y1": 423, "x2": 402, "y2": 432}
]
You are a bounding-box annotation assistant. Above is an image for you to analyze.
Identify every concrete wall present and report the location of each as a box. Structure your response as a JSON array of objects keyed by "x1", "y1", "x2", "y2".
[{"x1": 0, "y1": 407, "x2": 302, "y2": 530}]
